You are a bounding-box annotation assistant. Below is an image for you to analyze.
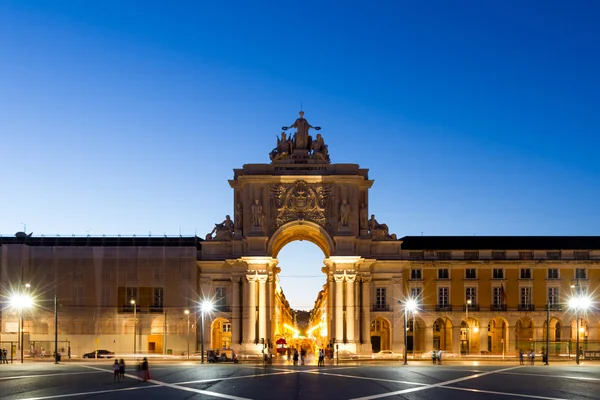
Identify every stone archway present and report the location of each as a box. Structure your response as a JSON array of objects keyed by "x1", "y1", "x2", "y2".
[
  {"x1": 515, "y1": 317, "x2": 535, "y2": 352},
  {"x1": 211, "y1": 317, "x2": 232, "y2": 350},
  {"x1": 432, "y1": 317, "x2": 453, "y2": 352},
  {"x1": 488, "y1": 317, "x2": 508, "y2": 355},
  {"x1": 370, "y1": 317, "x2": 391, "y2": 353}
]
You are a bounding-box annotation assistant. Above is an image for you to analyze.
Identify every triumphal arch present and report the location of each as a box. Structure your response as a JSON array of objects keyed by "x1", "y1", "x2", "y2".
[{"x1": 199, "y1": 112, "x2": 404, "y2": 355}]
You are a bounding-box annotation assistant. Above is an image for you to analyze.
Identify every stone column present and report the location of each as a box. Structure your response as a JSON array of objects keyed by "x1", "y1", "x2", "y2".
[
  {"x1": 361, "y1": 276, "x2": 371, "y2": 349},
  {"x1": 232, "y1": 275, "x2": 241, "y2": 345},
  {"x1": 508, "y1": 325, "x2": 516, "y2": 355},
  {"x1": 451, "y1": 326, "x2": 461, "y2": 355},
  {"x1": 334, "y1": 274, "x2": 345, "y2": 342},
  {"x1": 346, "y1": 274, "x2": 356, "y2": 342},
  {"x1": 328, "y1": 274, "x2": 335, "y2": 344},
  {"x1": 257, "y1": 273, "x2": 268, "y2": 343},
  {"x1": 246, "y1": 274, "x2": 257, "y2": 343},
  {"x1": 425, "y1": 323, "x2": 433, "y2": 352},
  {"x1": 478, "y1": 325, "x2": 488, "y2": 353}
]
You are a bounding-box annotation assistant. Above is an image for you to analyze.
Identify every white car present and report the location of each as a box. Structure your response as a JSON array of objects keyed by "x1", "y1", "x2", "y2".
[{"x1": 371, "y1": 350, "x2": 402, "y2": 360}]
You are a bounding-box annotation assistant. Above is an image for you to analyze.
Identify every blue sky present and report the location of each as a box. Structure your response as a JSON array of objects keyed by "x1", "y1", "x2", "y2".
[{"x1": 1, "y1": 1, "x2": 599, "y2": 309}]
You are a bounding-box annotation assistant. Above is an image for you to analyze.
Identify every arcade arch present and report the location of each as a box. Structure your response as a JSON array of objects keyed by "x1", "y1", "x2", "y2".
[
  {"x1": 488, "y1": 317, "x2": 508, "y2": 354},
  {"x1": 370, "y1": 317, "x2": 391, "y2": 353},
  {"x1": 211, "y1": 317, "x2": 232, "y2": 349}
]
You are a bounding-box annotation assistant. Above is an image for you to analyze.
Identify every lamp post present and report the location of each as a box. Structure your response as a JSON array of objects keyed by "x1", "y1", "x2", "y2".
[
  {"x1": 184, "y1": 309, "x2": 190, "y2": 360},
  {"x1": 130, "y1": 299, "x2": 136, "y2": 355},
  {"x1": 569, "y1": 283, "x2": 591, "y2": 365},
  {"x1": 200, "y1": 300, "x2": 214, "y2": 364},
  {"x1": 403, "y1": 298, "x2": 417, "y2": 365},
  {"x1": 413, "y1": 310, "x2": 418, "y2": 361},
  {"x1": 466, "y1": 299, "x2": 472, "y2": 356},
  {"x1": 10, "y1": 285, "x2": 33, "y2": 364}
]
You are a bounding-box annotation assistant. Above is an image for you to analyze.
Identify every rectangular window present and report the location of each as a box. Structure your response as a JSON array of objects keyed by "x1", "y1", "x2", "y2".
[
  {"x1": 438, "y1": 268, "x2": 449, "y2": 279},
  {"x1": 520, "y1": 287, "x2": 531, "y2": 307},
  {"x1": 376, "y1": 287, "x2": 386, "y2": 306},
  {"x1": 437, "y1": 251, "x2": 451, "y2": 260},
  {"x1": 548, "y1": 287, "x2": 559, "y2": 305},
  {"x1": 466, "y1": 287, "x2": 476, "y2": 305},
  {"x1": 547, "y1": 251, "x2": 561, "y2": 260},
  {"x1": 438, "y1": 287, "x2": 449, "y2": 308},
  {"x1": 519, "y1": 251, "x2": 534, "y2": 260},
  {"x1": 409, "y1": 252, "x2": 424, "y2": 260},
  {"x1": 574, "y1": 251, "x2": 589, "y2": 260},
  {"x1": 410, "y1": 287, "x2": 422, "y2": 302},
  {"x1": 465, "y1": 268, "x2": 477, "y2": 279},
  {"x1": 410, "y1": 269, "x2": 422, "y2": 280},
  {"x1": 153, "y1": 287, "x2": 164, "y2": 308},
  {"x1": 127, "y1": 287, "x2": 138, "y2": 304},
  {"x1": 575, "y1": 268, "x2": 587, "y2": 279},
  {"x1": 491, "y1": 251, "x2": 506, "y2": 260},
  {"x1": 216, "y1": 287, "x2": 226, "y2": 306},
  {"x1": 222, "y1": 323, "x2": 231, "y2": 333},
  {"x1": 547, "y1": 268, "x2": 559, "y2": 279},
  {"x1": 520, "y1": 268, "x2": 532, "y2": 279},
  {"x1": 493, "y1": 287, "x2": 504, "y2": 306},
  {"x1": 464, "y1": 251, "x2": 479, "y2": 260},
  {"x1": 492, "y1": 269, "x2": 504, "y2": 279}
]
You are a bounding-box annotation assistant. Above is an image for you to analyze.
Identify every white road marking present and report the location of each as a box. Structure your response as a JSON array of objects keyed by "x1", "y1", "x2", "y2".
[
  {"x1": 497, "y1": 371, "x2": 600, "y2": 381},
  {"x1": 22, "y1": 386, "x2": 157, "y2": 400},
  {"x1": 0, "y1": 371, "x2": 104, "y2": 380},
  {"x1": 443, "y1": 385, "x2": 569, "y2": 400},
  {"x1": 174, "y1": 370, "x2": 296, "y2": 385},
  {"x1": 304, "y1": 370, "x2": 428, "y2": 386},
  {"x1": 350, "y1": 365, "x2": 524, "y2": 400}
]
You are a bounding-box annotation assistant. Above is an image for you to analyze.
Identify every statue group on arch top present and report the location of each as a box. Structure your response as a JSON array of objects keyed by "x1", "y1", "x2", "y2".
[
  {"x1": 204, "y1": 111, "x2": 397, "y2": 241},
  {"x1": 269, "y1": 111, "x2": 330, "y2": 163}
]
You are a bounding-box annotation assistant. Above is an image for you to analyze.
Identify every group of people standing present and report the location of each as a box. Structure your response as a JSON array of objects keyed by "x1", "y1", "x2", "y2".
[
  {"x1": 112, "y1": 357, "x2": 150, "y2": 382},
  {"x1": 0, "y1": 348, "x2": 8, "y2": 363},
  {"x1": 431, "y1": 349, "x2": 443, "y2": 365}
]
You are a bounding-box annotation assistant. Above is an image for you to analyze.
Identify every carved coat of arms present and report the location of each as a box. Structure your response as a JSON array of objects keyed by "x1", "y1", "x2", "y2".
[{"x1": 270, "y1": 181, "x2": 332, "y2": 230}]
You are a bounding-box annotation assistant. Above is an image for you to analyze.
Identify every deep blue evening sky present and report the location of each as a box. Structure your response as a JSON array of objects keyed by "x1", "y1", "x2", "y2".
[{"x1": 1, "y1": 1, "x2": 599, "y2": 309}]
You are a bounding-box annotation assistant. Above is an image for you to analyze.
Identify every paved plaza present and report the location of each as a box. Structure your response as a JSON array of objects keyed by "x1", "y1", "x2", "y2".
[{"x1": 0, "y1": 360, "x2": 599, "y2": 400}]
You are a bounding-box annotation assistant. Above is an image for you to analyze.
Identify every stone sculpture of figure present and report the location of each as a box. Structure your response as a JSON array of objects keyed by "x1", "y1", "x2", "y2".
[
  {"x1": 208, "y1": 215, "x2": 234, "y2": 241},
  {"x1": 234, "y1": 203, "x2": 243, "y2": 230},
  {"x1": 311, "y1": 133, "x2": 330, "y2": 162},
  {"x1": 282, "y1": 111, "x2": 320, "y2": 151},
  {"x1": 359, "y1": 203, "x2": 368, "y2": 230},
  {"x1": 251, "y1": 199, "x2": 263, "y2": 228},
  {"x1": 269, "y1": 132, "x2": 292, "y2": 161},
  {"x1": 367, "y1": 214, "x2": 392, "y2": 240},
  {"x1": 339, "y1": 199, "x2": 350, "y2": 227}
]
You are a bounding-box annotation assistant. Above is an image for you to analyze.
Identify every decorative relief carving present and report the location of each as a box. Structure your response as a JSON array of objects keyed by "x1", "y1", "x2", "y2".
[{"x1": 270, "y1": 180, "x2": 332, "y2": 231}]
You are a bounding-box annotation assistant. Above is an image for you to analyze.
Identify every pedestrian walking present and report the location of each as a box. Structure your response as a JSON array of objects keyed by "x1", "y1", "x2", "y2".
[
  {"x1": 431, "y1": 349, "x2": 437, "y2": 365},
  {"x1": 437, "y1": 349, "x2": 443, "y2": 365},
  {"x1": 113, "y1": 360, "x2": 120, "y2": 382},
  {"x1": 3, "y1": 348, "x2": 7, "y2": 363},
  {"x1": 519, "y1": 349, "x2": 524, "y2": 365},
  {"x1": 530, "y1": 350, "x2": 535, "y2": 365},
  {"x1": 140, "y1": 357, "x2": 150, "y2": 381},
  {"x1": 119, "y1": 359, "x2": 125, "y2": 380},
  {"x1": 293, "y1": 349, "x2": 299, "y2": 366},
  {"x1": 318, "y1": 349, "x2": 325, "y2": 367}
]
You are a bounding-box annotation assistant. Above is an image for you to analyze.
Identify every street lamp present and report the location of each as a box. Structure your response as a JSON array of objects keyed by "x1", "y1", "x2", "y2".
[
  {"x1": 569, "y1": 286, "x2": 591, "y2": 365},
  {"x1": 466, "y1": 299, "x2": 472, "y2": 356},
  {"x1": 130, "y1": 299, "x2": 136, "y2": 355},
  {"x1": 403, "y1": 298, "x2": 417, "y2": 365},
  {"x1": 200, "y1": 300, "x2": 214, "y2": 364},
  {"x1": 184, "y1": 309, "x2": 190, "y2": 360},
  {"x1": 9, "y1": 288, "x2": 33, "y2": 363}
]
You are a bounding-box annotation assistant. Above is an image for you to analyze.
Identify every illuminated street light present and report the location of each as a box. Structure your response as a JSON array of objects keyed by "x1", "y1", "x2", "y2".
[
  {"x1": 200, "y1": 300, "x2": 214, "y2": 363},
  {"x1": 466, "y1": 299, "x2": 472, "y2": 356},
  {"x1": 9, "y1": 287, "x2": 33, "y2": 364},
  {"x1": 184, "y1": 309, "x2": 190, "y2": 360},
  {"x1": 569, "y1": 285, "x2": 591, "y2": 365},
  {"x1": 403, "y1": 298, "x2": 417, "y2": 365},
  {"x1": 130, "y1": 299, "x2": 136, "y2": 355}
]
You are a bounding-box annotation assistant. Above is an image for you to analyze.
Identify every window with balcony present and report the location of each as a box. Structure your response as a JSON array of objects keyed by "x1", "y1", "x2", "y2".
[
  {"x1": 215, "y1": 287, "x2": 227, "y2": 311},
  {"x1": 548, "y1": 287, "x2": 559, "y2": 309},
  {"x1": 547, "y1": 268, "x2": 559, "y2": 279},
  {"x1": 492, "y1": 286, "x2": 506, "y2": 310},
  {"x1": 437, "y1": 287, "x2": 449, "y2": 309},
  {"x1": 492, "y1": 268, "x2": 504, "y2": 279},
  {"x1": 410, "y1": 269, "x2": 422, "y2": 280},
  {"x1": 492, "y1": 251, "x2": 506, "y2": 260},
  {"x1": 152, "y1": 287, "x2": 164, "y2": 310},
  {"x1": 438, "y1": 268, "x2": 449, "y2": 279},
  {"x1": 464, "y1": 251, "x2": 479, "y2": 260},
  {"x1": 410, "y1": 287, "x2": 422, "y2": 303},
  {"x1": 466, "y1": 287, "x2": 476, "y2": 307},
  {"x1": 520, "y1": 268, "x2": 532, "y2": 279},
  {"x1": 574, "y1": 251, "x2": 589, "y2": 260},
  {"x1": 409, "y1": 252, "x2": 424, "y2": 260},
  {"x1": 519, "y1": 287, "x2": 532, "y2": 310},
  {"x1": 465, "y1": 268, "x2": 477, "y2": 279},
  {"x1": 575, "y1": 268, "x2": 587, "y2": 279},
  {"x1": 374, "y1": 287, "x2": 387, "y2": 311},
  {"x1": 547, "y1": 251, "x2": 561, "y2": 260},
  {"x1": 437, "y1": 251, "x2": 451, "y2": 260},
  {"x1": 519, "y1": 251, "x2": 534, "y2": 260}
]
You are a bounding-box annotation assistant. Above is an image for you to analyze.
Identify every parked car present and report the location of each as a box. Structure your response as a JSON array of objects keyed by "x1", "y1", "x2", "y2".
[
  {"x1": 371, "y1": 350, "x2": 402, "y2": 360},
  {"x1": 336, "y1": 350, "x2": 361, "y2": 360},
  {"x1": 82, "y1": 350, "x2": 114, "y2": 359}
]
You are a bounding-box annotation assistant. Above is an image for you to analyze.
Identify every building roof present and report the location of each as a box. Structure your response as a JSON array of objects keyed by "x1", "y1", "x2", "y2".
[
  {"x1": 0, "y1": 235, "x2": 202, "y2": 248},
  {"x1": 399, "y1": 236, "x2": 600, "y2": 250}
]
